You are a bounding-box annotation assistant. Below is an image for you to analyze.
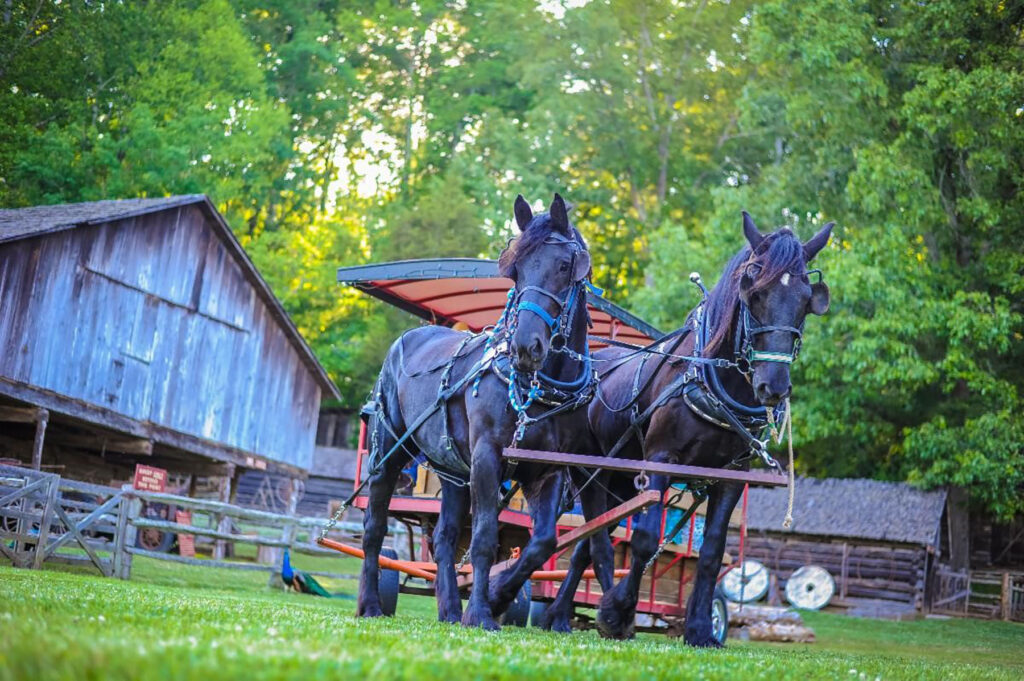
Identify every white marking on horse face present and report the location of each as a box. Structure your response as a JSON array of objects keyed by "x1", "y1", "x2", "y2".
[{"x1": 781, "y1": 273, "x2": 790, "y2": 287}]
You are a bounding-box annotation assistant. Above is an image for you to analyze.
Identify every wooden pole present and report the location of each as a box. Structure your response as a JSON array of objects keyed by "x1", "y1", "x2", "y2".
[
  {"x1": 213, "y1": 467, "x2": 235, "y2": 560},
  {"x1": 29, "y1": 473, "x2": 59, "y2": 570},
  {"x1": 1002, "y1": 572, "x2": 1011, "y2": 621},
  {"x1": 30, "y1": 409, "x2": 48, "y2": 470}
]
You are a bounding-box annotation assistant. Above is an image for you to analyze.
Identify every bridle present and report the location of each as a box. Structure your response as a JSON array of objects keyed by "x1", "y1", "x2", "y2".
[
  {"x1": 733, "y1": 268, "x2": 824, "y2": 378},
  {"x1": 486, "y1": 231, "x2": 597, "y2": 439},
  {"x1": 506, "y1": 232, "x2": 588, "y2": 355}
]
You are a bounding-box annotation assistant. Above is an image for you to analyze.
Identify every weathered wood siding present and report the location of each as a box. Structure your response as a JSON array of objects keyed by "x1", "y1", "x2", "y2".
[{"x1": 0, "y1": 204, "x2": 320, "y2": 469}]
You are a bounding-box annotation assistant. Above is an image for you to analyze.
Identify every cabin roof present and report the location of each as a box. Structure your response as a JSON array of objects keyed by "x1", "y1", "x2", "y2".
[
  {"x1": 0, "y1": 195, "x2": 340, "y2": 399},
  {"x1": 745, "y1": 477, "x2": 948, "y2": 547},
  {"x1": 336, "y1": 258, "x2": 663, "y2": 349}
]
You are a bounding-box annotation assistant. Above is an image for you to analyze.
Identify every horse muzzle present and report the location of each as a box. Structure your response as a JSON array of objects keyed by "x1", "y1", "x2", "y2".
[{"x1": 512, "y1": 336, "x2": 546, "y2": 374}]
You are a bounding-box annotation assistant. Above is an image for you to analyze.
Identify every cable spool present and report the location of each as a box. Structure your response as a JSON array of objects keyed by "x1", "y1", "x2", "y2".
[
  {"x1": 785, "y1": 565, "x2": 836, "y2": 610},
  {"x1": 720, "y1": 559, "x2": 770, "y2": 603}
]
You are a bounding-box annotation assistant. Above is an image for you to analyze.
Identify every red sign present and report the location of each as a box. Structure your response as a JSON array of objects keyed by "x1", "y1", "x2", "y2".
[
  {"x1": 175, "y1": 510, "x2": 196, "y2": 558},
  {"x1": 133, "y1": 464, "x2": 168, "y2": 492}
]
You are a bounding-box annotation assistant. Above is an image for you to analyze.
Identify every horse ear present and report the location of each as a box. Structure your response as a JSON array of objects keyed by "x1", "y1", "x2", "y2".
[
  {"x1": 804, "y1": 222, "x2": 834, "y2": 261},
  {"x1": 572, "y1": 250, "x2": 591, "y2": 282},
  {"x1": 550, "y1": 193, "x2": 570, "y2": 234},
  {"x1": 809, "y1": 281, "x2": 830, "y2": 315},
  {"x1": 497, "y1": 243, "x2": 516, "y2": 280},
  {"x1": 514, "y1": 194, "x2": 533, "y2": 231},
  {"x1": 742, "y1": 211, "x2": 764, "y2": 250}
]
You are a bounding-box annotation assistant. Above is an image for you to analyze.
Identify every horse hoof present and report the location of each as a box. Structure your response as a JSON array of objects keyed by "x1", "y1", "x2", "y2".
[
  {"x1": 596, "y1": 613, "x2": 635, "y2": 640},
  {"x1": 547, "y1": 616, "x2": 573, "y2": 634},
  {"x1": 684, "y1": 632, "x2": 724, "y2": 648},
  {"x1": 357, "y1": 604, "x2": 385, "y2": 618},
  {"x1": 437, "y1": 610, "x2": 462, "y2": 624},
  {"x1": 462, "y1": 607, "x2": 500, "y2": 631},
  {"x1": 597, "y1": 591, "x2": 637, "y2": 640}
]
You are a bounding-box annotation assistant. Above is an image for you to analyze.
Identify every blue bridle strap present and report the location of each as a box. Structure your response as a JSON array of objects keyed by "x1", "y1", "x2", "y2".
[{"x1": 517, "y1": 300, "x2": 559, "y2": 331}]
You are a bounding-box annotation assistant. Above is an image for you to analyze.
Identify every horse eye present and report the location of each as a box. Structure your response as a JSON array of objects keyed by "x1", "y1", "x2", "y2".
[
  {"x1": 559, "y1": 260, "x2": 570, "y2": 273},
  {"x1": 746, "y1": 263, "x2": 762, "y2": 278}
]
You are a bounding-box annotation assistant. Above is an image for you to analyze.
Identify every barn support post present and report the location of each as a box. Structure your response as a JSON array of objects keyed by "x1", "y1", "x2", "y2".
[
  {"x1": 30, "y1": 408, "x2": 49, "y2": 470},
  {"x1": 840, "y1": 542, "x2": 849, "y2": 600},
  {"x1": 213, "y1": 466, "x2": 237, "y2": 561}
]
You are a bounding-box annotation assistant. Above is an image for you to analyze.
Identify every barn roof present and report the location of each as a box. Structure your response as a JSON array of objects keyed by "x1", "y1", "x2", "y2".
[
  {"x1": 745, "y1": 477, "x2": 947, "y2": 547},
  {"x1": 0, "y1": 195, "x2": 340, "y2": 399}
]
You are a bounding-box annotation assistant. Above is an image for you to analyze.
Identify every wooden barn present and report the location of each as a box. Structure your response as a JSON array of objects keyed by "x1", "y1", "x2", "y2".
[
  {"x1": 0, "y1": 196, "x2": 340, "y2": 488},
  {"x1": 727, "y1": 477, "x2": 952, "y2": 613},
  {"x1": 234, "y1": 407, "x2": 359, "y2": 517}
]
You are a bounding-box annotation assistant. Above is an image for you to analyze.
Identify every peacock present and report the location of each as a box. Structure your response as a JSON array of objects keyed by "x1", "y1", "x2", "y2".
[{"x1": 280, "y1": 549, "x2": 354, "y2": 599}]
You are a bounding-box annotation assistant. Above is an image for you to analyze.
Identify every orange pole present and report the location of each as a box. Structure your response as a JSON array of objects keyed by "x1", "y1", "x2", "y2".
[
  {"x1": 319, "y1": 538, "x2": 629, "y2": 583},
  {"x1": 531, "y1": 568, "x2": 630, "y2": 582},
  {"x1": 317, "y1": 537, "x2": 438, "y2": 581}
]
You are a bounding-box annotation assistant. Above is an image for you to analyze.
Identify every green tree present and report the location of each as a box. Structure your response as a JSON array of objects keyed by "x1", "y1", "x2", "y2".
[{"x1": 639, "y1": 0, "x2": 1024, "y2": 517}]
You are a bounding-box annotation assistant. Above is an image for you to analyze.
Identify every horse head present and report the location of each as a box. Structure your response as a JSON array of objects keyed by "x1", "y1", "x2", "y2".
[
  {"x1": 736, "y1": 212, "x2": 832, "y2": 406},
  {"x1": 498, "y1": 193, "x2": 591, "y2": 374}
]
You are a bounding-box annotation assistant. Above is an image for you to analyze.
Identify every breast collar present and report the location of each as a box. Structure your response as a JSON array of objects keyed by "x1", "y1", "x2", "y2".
[{"x1": 681, "y1": 303, "x2": 779, "y2": 434}]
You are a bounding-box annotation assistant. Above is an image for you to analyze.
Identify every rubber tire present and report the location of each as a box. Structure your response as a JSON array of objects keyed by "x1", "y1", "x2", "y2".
[
  {"x1": 136, "y1": 527, "x2": 176, "y2": 553},
  {"x1": 529, "y1": 600, "x2": 549, "y2": 628},
  {"x1": 501, "y1": 580, "x2": 532, "y2": 627},
  {"x1": 379, "y1": 548, "x2": 400, "y2": 616},
  {"x1": 711, "y1": 589, "x2": 730, "y2": 645}
]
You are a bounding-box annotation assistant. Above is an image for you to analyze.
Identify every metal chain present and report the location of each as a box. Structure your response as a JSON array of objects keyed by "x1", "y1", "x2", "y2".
[{"x1": 642, "y1": 487, "x2": 702, "y2": 575}]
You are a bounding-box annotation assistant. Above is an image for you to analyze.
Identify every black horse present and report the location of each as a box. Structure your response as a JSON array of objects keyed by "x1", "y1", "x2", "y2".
[
  {"x1": 356, "y1": 194, "x2": 598, "y2": 630},
  {"x1": 539, "y1": 212, "x2": 832, "y2": 645}
]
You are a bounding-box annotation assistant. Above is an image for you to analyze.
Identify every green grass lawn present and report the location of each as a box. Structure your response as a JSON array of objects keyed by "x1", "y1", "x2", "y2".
[{"x1": 1, "y1": 553, "x2": 1021, "y2": 681}]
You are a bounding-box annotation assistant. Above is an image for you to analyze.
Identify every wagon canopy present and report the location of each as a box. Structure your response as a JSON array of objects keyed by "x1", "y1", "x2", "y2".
[{"x1": 336, "y1": 258, "x2": 662, "y2": 349}]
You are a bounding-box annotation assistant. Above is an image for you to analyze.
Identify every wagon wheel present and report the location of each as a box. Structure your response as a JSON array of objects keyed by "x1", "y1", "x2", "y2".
[
  {"x1": 529, "y1": 600, "x2": 549, "y2": 628},
  {"x1": 500, "y1": 580, "x2": 532, "y2": 627},
  {"x1": 378, "y1": 547, "x2": 400, "y2": 616},
  {"x1": 711, "y1": 589, "x2": 730, "y2": 645},
  {"x1": 135, "y1": 502, "x2": 176, "y2": 553}
]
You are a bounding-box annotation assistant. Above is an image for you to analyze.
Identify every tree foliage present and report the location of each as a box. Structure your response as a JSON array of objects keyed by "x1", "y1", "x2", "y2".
[{"x1": 1, "y1": 0, "x2": 1021, "y2": 516}]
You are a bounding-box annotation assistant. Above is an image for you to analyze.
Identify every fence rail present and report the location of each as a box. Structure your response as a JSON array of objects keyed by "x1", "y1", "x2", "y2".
[{"x1": 1, "y1": 465, "x2": 369, "y2": 584}]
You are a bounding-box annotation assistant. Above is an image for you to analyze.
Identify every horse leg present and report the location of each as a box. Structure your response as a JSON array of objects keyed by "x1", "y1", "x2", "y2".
[
  {"x1": 539, "y1": 534, "x2": 589, "y2": 632},
  {"x1": 596, "y1": 466, "x2": 670, "y2": 640},
  {"x1": 540, "y1": 475, "x2": 614, "y2": 633},
  {"x1": 433, "y1": 478, "x2": 470, "y2": 624},
  {"x1": 461, "y1": 439, "x2": 502, "y2": 630},
  {"x1": 684, "y1": 481, "x2": 743, "y2": 647},
  {"x1": 488, "y1": 469, "x2": 563, "y2": 616},
  {"x1": 355, "y1": 444, "x2": 407, "y2": 617}
]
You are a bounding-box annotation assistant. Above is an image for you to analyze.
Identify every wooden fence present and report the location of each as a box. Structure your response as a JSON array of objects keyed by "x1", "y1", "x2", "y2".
[
  {"x1": 0, "y1": 464, "x2": 370, "y2": 584},
  {"x1": 929, "y1": 566, "x2": 1024, "y2": 622}
]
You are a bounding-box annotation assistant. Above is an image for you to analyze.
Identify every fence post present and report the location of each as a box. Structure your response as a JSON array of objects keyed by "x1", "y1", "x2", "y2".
[
  {"x1": 30, "y1": 473, "x2": 59, "y2": 570},
  {"x1": 113, "y1": 486, "x2": 141, "y2": 580},
  {"x1": 1002, "y1": 572, "x2": 1011, "y2": 621}
]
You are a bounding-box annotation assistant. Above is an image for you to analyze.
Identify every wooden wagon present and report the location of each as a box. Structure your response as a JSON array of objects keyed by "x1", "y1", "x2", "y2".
[{"x1": 318, "y1": 259, "x2": 787, "y2": 638}]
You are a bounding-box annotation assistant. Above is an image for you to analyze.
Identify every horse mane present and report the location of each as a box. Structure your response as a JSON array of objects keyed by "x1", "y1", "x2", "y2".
[
  {"x1": 497, "y1": 212, "x2": 588, "y2": 279},
  {"x1": 702, "y1": 228, "x2": 806, "y2": 356}
]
